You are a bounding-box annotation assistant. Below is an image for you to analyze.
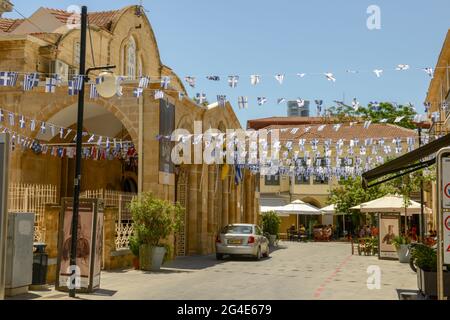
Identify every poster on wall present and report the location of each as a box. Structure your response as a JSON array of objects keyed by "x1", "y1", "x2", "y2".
[
  {"x1": 56, "y1": 198, "x2": 104, "y2": 293},
  {"x1": 159, "y1": 99, "x2": 175, "y2": 185},
  {"x1": 378, "y1": 213, "x2": 400, "y2": 260}
]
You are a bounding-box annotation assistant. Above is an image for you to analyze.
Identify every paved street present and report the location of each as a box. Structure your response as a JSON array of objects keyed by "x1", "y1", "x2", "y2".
[{"x1": 19, "y1": 242, "x2": 417, "y2": 300}]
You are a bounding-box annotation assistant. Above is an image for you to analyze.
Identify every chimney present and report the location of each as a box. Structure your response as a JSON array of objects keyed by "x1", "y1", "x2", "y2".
[{"x1": 0, "y1": 0, "x2": 13, "y2": 18}]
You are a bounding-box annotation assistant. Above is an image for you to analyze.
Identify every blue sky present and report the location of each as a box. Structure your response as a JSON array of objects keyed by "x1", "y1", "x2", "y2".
[{"x1": 6, "y1": 0, "x2": 450, "y2": 127}]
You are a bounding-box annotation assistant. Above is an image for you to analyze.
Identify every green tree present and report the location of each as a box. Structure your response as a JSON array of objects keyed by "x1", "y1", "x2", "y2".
[{"x1": 329, "y1": 177, "x2": 395, "y2": 230}]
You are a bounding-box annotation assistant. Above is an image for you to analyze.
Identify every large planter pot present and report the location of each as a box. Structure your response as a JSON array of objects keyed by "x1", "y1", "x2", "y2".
[
  {"x1": 269, "y1": 235, "x2": 277, "y2": 246},
  {"x1": 139, "y1": 244, "x2": 167, "y2": 272},
  {"x1": 132, "y1": 257, "x2": 140, "y2": 270},
  {"x1": 396, "y1": 244, "x2": 410, "y2": 263},
  {"x1": 417, "y1": 268, "x2": 450, "y2": 298}
]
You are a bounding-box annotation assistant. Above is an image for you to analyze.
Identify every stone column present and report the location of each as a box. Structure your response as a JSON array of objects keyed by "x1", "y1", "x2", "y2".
[
  {"x1": 207, "y1": 166, "x2": 216, "y2": 253},
  {"x1": 187, "y1": 166, "x2": 198, "y2": 255},
  {"x1": 229, "y1": 177, "x2": 236, "y2": 224},
  {"x1": 222, "y1": 175, "x2": 229, "y2": 228},
  {"x1": 44, "y1": 204, "x2": 61, "y2": 284},
  {"x1": 103, "y1": 207, "x2": 118, "y2": 271},
  {"x1": 198, "y1": 164, "x2": 209, "y2": 254}
]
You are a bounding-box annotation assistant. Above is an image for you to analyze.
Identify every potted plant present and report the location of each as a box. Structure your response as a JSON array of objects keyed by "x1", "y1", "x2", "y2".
[
  {"x1": 262, "y1": 211, "x2": 281, "y2": 246},
  {"x1": 130, "y1": 192, "x2": 184, "y2": 272},
  {"x1": 392, "y1": 235, "x2": 411, "y2": 263},
  {"x1": 129, "y1": 235, "x2": 141, "y2": 270},
  {"x1": 413, "y1": 244, "x2": 450, "y2": 298}
]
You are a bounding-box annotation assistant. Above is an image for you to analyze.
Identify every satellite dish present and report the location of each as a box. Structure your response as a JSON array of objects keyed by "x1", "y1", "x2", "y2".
[{"x1": 96, "y1": 71, "x2": 117, "y2": 98}]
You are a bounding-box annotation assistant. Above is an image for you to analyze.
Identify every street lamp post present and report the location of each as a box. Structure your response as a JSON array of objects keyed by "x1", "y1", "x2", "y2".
[{"x1": 69, "y1": 6, "x2": 115, "y2": 298}]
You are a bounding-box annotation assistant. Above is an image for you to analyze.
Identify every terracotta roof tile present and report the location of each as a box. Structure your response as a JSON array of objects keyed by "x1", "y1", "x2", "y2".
[
  {"x1": 0, "y1": 18, "x2": 24, "y2": 32},
  {"x1": 265, "y1": 123, "x2": 415, "y2": 142},
  {"x1": 45, "y1": 7, "x2": 126, "y2": 31}
]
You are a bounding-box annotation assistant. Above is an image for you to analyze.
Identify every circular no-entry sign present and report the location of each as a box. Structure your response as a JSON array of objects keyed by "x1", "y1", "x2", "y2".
[
  {"x1": 446, "y1": 216, "x2": 450, "y2": 232},
  {"x1": 445, "y1": 183, "x2": 450, "y2": 199}
]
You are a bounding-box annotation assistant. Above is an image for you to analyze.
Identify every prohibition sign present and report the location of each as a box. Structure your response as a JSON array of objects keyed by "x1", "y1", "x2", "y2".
[
  {"x1": 446, "y1": 215, "x2": 450, "y2": 232},
  {"x1": 445, "y1": 183, "x2": 450, "y2": 199}
]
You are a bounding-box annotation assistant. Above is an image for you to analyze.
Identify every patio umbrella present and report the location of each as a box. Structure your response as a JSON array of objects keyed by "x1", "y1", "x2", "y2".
[
  {"x1": 351, "y1": 195, "x2": 432, "y2": 215},
  {"x1": 276, "y1": 200, "x2": 321, "y2": 230}
]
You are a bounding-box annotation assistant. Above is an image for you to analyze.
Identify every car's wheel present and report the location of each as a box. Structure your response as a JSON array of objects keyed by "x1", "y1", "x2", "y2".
[
  {"x1": 255, "y1": 247, "x2": 262, "y2": 261},
  {"x1": 216, "y1": 253, "x2": 224, "y2": 260},
  {"x1": 263, "y1": 245, "x2": 270, "y2": 258}
]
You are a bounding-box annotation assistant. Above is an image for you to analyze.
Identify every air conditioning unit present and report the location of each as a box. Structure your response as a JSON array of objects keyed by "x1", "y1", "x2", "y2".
[{"x1": 50, "y1": 60, "x2": 69, "y2": 82}]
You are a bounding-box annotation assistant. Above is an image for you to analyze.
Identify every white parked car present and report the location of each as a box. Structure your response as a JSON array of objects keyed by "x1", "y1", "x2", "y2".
[{"x1": 215, "y1": 224, "x2": 270, "y2": 260}]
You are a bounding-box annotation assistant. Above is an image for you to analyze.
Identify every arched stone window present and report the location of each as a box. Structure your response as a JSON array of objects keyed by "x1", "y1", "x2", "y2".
[{"x1": 126, "y1": 37, "x2": 136, "y2": 79}]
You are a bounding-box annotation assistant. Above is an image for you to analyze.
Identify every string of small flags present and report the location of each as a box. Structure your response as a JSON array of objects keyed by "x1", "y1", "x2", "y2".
[
  {"x1": 0, "y1": 125, "x2": 137, "y2": 161},
  {"x1": 0, "y1": 107, "x2": 129, "y2": 148},
  {"x1": 1, "y1": 71, "x2": 447, "y2": 114}
]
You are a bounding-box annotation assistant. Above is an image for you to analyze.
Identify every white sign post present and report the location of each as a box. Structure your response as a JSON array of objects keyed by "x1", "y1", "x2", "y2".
[{"x1": 437, "y1": 148, "x2": 450, "y2": 300}]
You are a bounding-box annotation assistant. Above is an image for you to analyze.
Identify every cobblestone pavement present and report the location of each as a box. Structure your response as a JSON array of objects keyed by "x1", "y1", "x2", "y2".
[{"x1": 18, "y1": 241, "x2": 418, "y2": 300}]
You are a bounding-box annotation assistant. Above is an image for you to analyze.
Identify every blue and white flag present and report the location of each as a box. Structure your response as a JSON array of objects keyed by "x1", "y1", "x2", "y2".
[
  {"x1": 23, "y1": 73, "x2": 39, "y2": 91},
  {"x1": 0, "y1": 109, "x2": 3, "y2": 122},
  {"x1": 216, "y1": 95, "x2": 226, "y2": 107},
  {"x1": 8, "y1": 72, "x2": 18, "y2": 86},
  {"x1": 206, "y1": 75, "x2": 220, "y2": 81},
  {"x1": 68, "y1": 80, "x2": 78, "y2": 96},
  {"x1": 195, "y1": 93, "x2": 207, "y2": 104},
  {"x1": 96, "y1": 76, "x2": 104, "y2": 85},
  {"x1": 178, "y1": 91, "x2": 185, "y2": 101},
  {"x1": 8, "y1": 112, "x2": 14, "y2": 126},
  {"x1": 275, "y1": 74, "x2": 284, "y2": 85},
  {"x1": 238, "y1": 96, "x2": 248, "y2": 109},
  {"x1": 422, "y1": 67, "x2": 433, "y2": 77},
  {"x1": 228, "y1": 76, "x2": 239, "y2": 88},
  {"x1": 364, "y1": 120, "x2": 372, "y2": 129},
  {"x1": 184, "y1": 76, "x2": 196, "y2": 88},
  {"x1": 161, "y1": 76, "x2": 170, "y2": 89},
  {"x1": 45, "y1": 77, "x2": 57, "y2": 93},
  {"x1": 133, "y1": 87, "x2": 143, "y2": 98},
  {"x1": 0, "y1": 72, "x2": 10, "y2": 86},
  {"x1": 257, "y1": 97, "x2": 267, "y2": 106},
  {"x1": 234, "y1": 165, "x2": 243, "y2": 185},
  {"x1": 250, "y1": 75, "x2": 260, "y2": 86},
  {"x1": 424, "y1": 102, "x2": 431, "y2": 113},
  {"x1": 40, "y1": 122, "x2": 46, "y2": 134},
  {"x1": 138, "y1": 76, "x2": 149, "y2": 88},
  {"x1": 373, "y1": 69, "x2": 383, "y2": 78},
  {"x1": 89, "y1": 83, "x2": 99, "y2": 99},
  {"x1": 324, "y1": 73, "x2": 336, "y2": 82},
  {"x1": 154, "y1": 90, "x2": 164, "y2": 100},
  {"x1": 315, "y1": 100, "x2": 323, "y2": 114},
  {"x1": 30, "y1": 119, "x2": 36, "y2": 131},
  {"x1": 352, "y1": 98, "x2": 360, "y2": 111},
  {"x1": 396, "y1": 64, "x2": 410, "y2": 71},
  {"x1": 442, "y1": 102, "x2": 449, "y2": 111},
  {"x1": 277, "y1": 98, "x2": 286, "y2": 105},
  {"x1": 73, "y1": 75, "x2": 84, "y2": 91},
  {"x1": 19, "y1": 115, "x2": 26, "y2": 129},
  {"x1": 296, "y1": 99, "x2": 305, "y2": 108}
]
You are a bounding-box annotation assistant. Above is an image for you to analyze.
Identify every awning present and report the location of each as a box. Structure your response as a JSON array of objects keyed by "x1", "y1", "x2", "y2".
[
  {"x1": 276, "y1": 200, "x2": 322, "y2": 215},
  {"x1": 351, "y1": 195, "x2": 432, "y2": 215},
  {"x1": 320, "y1": 204, "x2": 346, "y2": 215},
  {"x1": 362, "y1": 133, "x2": 450, "y2": 188}
]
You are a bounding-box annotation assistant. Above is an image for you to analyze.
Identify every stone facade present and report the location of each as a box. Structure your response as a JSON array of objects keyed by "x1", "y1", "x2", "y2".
[{"x1": 0, "y1": 5, "x2": 259, "y2": 256}]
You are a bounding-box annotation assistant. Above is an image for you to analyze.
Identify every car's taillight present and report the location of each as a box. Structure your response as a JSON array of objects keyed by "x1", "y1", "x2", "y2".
[
  {"x1": 216, "y1": 235, "x2": 221, "y2": 243},
  {"x1": 248, "y1": 236, "x2": 255, "y2": 244}
]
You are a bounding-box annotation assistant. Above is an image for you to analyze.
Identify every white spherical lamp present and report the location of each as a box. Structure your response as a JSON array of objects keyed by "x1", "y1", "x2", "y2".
[{"x1": 96, "y1": 71, "x2": 117, "y2": 98}]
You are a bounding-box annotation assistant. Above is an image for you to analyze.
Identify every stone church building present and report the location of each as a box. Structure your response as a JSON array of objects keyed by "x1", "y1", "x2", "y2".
[{"x1": 0, "y1": 3, "x2": 259, "y2": 256}]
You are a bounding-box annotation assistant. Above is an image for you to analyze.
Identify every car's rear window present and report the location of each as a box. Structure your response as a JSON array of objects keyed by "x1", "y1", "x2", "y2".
[{"x1": 222, "y1": 225, "x2": 253, "y2": 234}]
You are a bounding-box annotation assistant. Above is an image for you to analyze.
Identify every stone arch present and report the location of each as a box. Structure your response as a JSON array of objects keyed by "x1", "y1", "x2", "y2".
[
  {"x1": 36, "y1": 96, "x2": 139, "y2": 147},
  {"x1": 301, "y1": 197, "x2": 322, "y2": 208}
]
